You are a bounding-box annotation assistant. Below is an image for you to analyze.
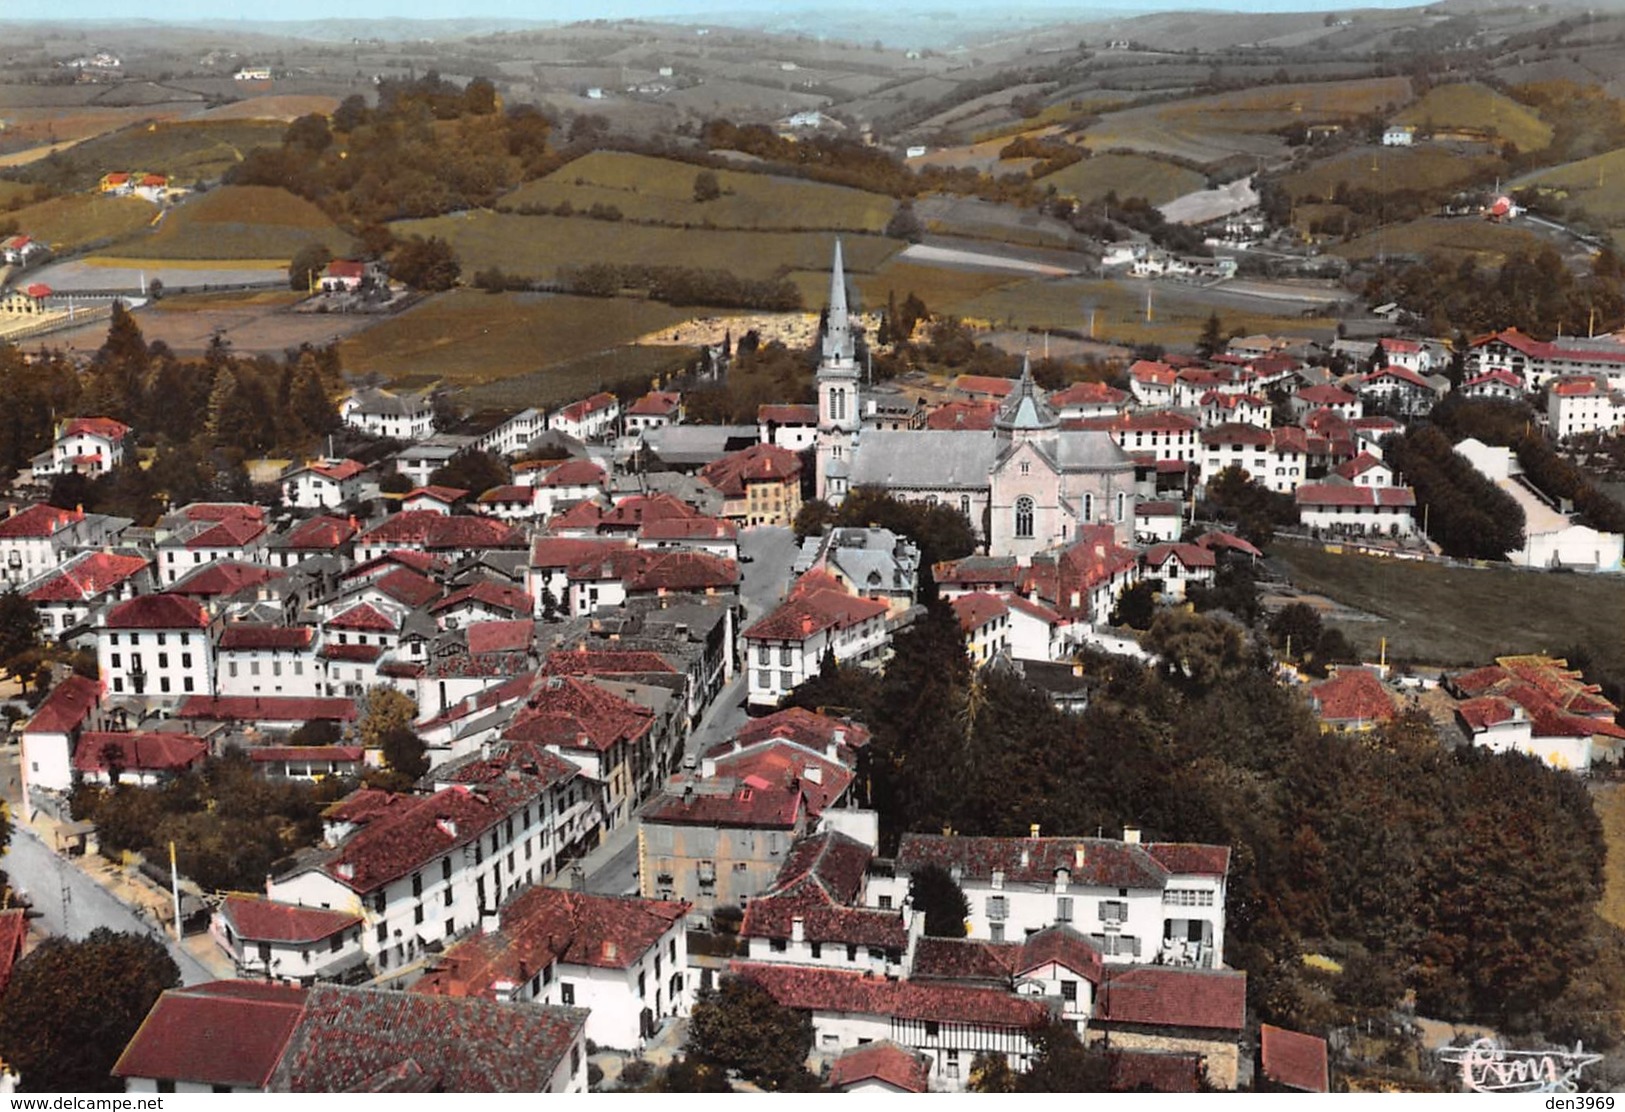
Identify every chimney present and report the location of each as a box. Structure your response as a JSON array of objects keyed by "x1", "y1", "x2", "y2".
[
  {"x1": 701, "y1": 757, "x2": 716, "y2": 778},
  {"x1": 491, "y1": 979, "x2": 517, "y2": 1003},
  {"x1": 1019, "y1": 847, "x2": 1029, "y2": 868},
  {"x1": 1122, "y1": 825, "x2": 1141, "y2": 845},
  {"x1": 803, "y1": 765, "x2": 822, "y2": 785},
  {"x1": 791, "y1": 916, "x2": 805, "y2": 943},
  {"x1": 1029, "y1": 823, "x2": 1041, "y2": 840},
  {"x1": 826, "y1": 742, "x2": 840, "y2": 761},
  {"x1": 437, "y1": 818, "x2": 458, "y2": 838},
  {"x1": 336, "y1": 862, "x2": 356, "y2": 881},
  {"x1": 1074, "y1": 844, "x2": 1087, "y2": 869}
]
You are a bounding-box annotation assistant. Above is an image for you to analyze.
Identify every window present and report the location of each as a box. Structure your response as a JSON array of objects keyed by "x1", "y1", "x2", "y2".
[
  {"x1": 770, "y1": 938, "x2": 788, "y2": 953},
  {"x1": 376, "y1": 923, "x2": 387, "y2": 944},
  {"x1": 112, "y1": 653, "x2": 122, "y2": 669},
  {"x1": 878, "y1": 895, "x2": 893, "y2": 910},
  {"x1": 810, "y1": 942, "x2": 822, "y2": 958},
  {"x1": 1057, "y1": 896, "x2": 1073, "y2": 922},
  {"x1": 1100, "y1": 899, "x2": 1127, "y2": 923},
  {"x1": 1164, "y1": 889, "x2": 1215, "y2": 907},
  {"x1": 561, "y1": 983, "x2": 575, "y2": 1005},
  {"x1": 778, "y1": 646, "x2": 791, "y2": 667},
  {"x1": 1019, "y1": 461, "x2": 1030, "y2": 476},
  {"x1": 1061, "y1": 980, "x2": 1077, "y2": 1002},
  {"x1": 442, "y1": 858, "x2": 452, "y2": 882},
  {"x1": 846, "y1": 944, "x2": 858, "y2": 961},
  {"x1": 158, "y1": 652, "x2": 169, "y2": 668},
  {"x1": 757, "y1": 644, "x2": 771, "y2": 666},
  {"x1": 987, "y1": 896, "x2": 1008, "y2": 921},
  {"x1": 1014, "y1": 496, "x2": 1034, "y2": 539},
  {"x1": 990, "y1": 923, "x2": 1004, "y2": 942},
  {"x1": 924, "y1": 1021, "x2": 940, "y2": 1039}
]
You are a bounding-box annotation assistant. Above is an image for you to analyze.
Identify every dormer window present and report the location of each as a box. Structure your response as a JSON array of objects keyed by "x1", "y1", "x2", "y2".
[{"x1": 990, "y1": 870, "x2": 1004, "y2": 890}]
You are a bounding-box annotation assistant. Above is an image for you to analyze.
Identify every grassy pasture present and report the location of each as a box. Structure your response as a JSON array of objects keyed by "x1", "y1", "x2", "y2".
[
  {"x1": 1394, "y1": 82, "x2": 1553, "y2": 151},
  {"x1": 390, "y1": 210, "x2": 901, "y2": 283},
  {"x1": 4, "y1": 193, "x2": 156, "y2": 252},
  {"x1": 1283, "y1": 145, "x2": 1496, "y2": 202},
  {"x1": 337, "y1": 289, "x2": 700, "y2": 390},
  {"x1": 1523, "y1": 146, "x2": 1625, "y2": 225},
  {"x1": 1328, "y1": 216, "x2": 1545, "y2": 264},
  {"x1": 500, "y1": 151, "x2": 895, "y2": 232},
  {"x1": 1039, "y1": 152, "x2": 1207, "y2": 206},
  {"x1": 98, "y1": 185, "x2": 351, "y2": 261},
  {"x1": 9, "y1": 119, "x2": 287, "y2": 190}
]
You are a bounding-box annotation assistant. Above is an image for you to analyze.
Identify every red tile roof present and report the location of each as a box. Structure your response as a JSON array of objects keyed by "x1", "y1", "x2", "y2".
[
  {"x1": 1129, "y1": 360, "x2": 1177, "y2": 386},
  {"x1": 167, "y1": 560, "x2": 282, "y2": 597},
  {"x1": 1050, "y1": 381, "x2": 1129, "y2": 406},
  {"x1": 639, "y1": 515, "x2": 738, "y2": 542},
  {"x1": 1309, "y1": 668, "x2": 1396, "y2": 725},
  {"x1": 757, "y1": 403, "x2": 819, "y2": 424},
  {"x1": 644, "y1": 782, "x2": 805, "y2": 829},
  {"x1": 1109, "y1": 1050, "x2": 1203, "y2": 1092},
  {"x1": 358, "y1": 511, "x2": 524, "y2": 551},
  {"x1": 276, "y1": 516, "x2": 356, "y2": 551},
  {"x1": 326, "y1": 602, "x2": 399, "y2": 632},
  {"x1": 62, "y1": 416, "x2": 131, "y2": 440},
  {"x1": 1462, "y1": 369, "x2": 1525, "y2": 391},
  {"x1": 533, "y1": 458, "x2": 606, "y2": 488},
  {"x1": 430, "y1": 580, "x2": 530, "y2": 617},
  {"x1": 954, "y1": 374, "x2": 1016, "y2": 398},
  {"x1": 1297, "y1": 384, "x2": 1356, "y2": 406},
  {"x1": 1095, "y1": 965, "x2": 1246, "y2": 1031},
  {"x1": 177, "y1": 696, "x2": 358, "y2": 723},
  {"x1": 271, "y1": 984, "x2": 587, "y2": 1092},
  {"x1": 734, "y1": 962, "x2": 1053, "y2": 1028},
  {"x1": 530, "y1": 536, "x2": 629, "y2": 569},
  {"x1": 467, "y1": 619, "x2": 535, "y2": 656},
  {"x1": 733, "y1": 707, "x2": 870, "y2": 757},
  {"x1": 105, "y1": 594, "x2": 208, "y2": 629},
  {"x1": 951, "y1": 591, "x2": 1008, "y2": 632},
  {"x1": 1145, "y1": 543, "x2": 1216, "y2": 571},
  {"x1": 182, "y1": 516, "x2": 268, "y2": 549},
  {"x1": 0, "y1": 503, "x2": 79, "y2": 539},
  {"x1": 925, "y1": 400, "x2": 998, "y2": 430},
  {"x1": 26, "y1": 552, "x2": 148, "y2": 603},
  {"x1": 324, "y1": 259, "x2": 366, "y2": 280},
  {"x1": 73, "y1": 731, "x2": 206, "y2": 775},
  {"x1": 323, "y1": 782, "x2": 539, "y2": 892},
  {"x1": 898, "y1": 833, "x2": 1228, "y2": 887},
  {"x1": 320, "y1": 643, "x2": 384, "y2": 663},
  {"x1": 372, "y1": 567, "x2": 442, "y2": 609},
  {"x1": 220, "y1": 895, "x2": 360, "y2": 944},
  {"x1": 1361, "y1": 364, "x2": 1433, "y2": 391},
  {"x1": 475, "y1": 484, "x2": 534, "y2": 505},
  {"x1": 1260, "y1": 1024, "x2": 1329, "y2": 1092},
  {"x1": 712, "y1": 740, "x2": 853, "y2": 815},
  {"x1": 1200, "y1": 422, "x2": 1272, "y2": 447},
  {"x1": 0, "y1": 909, "x2": 26, "y2": 999},
  {"x1": 1195, "y1": 531, "x2": 1262, "y2": 558},
  {"x1": 1143, "y1": 843, "x2": 1232, "y2": 876},
  {"x1": 24, "y1": 283, "x2": 51, "y2": 299},
  {"x1": 554, "y1": 391, "x2": 618, "y2": 422},
  {"x1": 743, "y1": 582, "x2": 888, "y2": 642},
  {"x1": 910, "y1": 936, "x2": 1021, "y2": 983},
  {"x1": 404, "y1": 485, "x2": 469, "y2": 506},
  {"x1": 1294, "y1": 483, "x2": 1415, "y2": 509},
  {"x1": 699, "y1": 442, "x2": 802, "y2": 498},
  {"x1": 1016, "y1": 924, "x2": 1105, "y2": 983},
  {"x1": 501, "y1": 675, "x2": 655, "y2": 754},
  {"x1": 112, "y1": 981, "x2": 309, "y2": 1089},
  {"x1": 629, "y1": 390, "x2": 683, "y2": 417},
  {"x1": 24, "y1": 673, "x2": 101, "y2": 735},
  {"x1": 829, "y1": 1042, "x2": 931, "y2": 1093},
  {"x1": 542, "y1": 649, "x2": 677, "y2": 676},
  {"x1": 219, "y1": 625, "x2": 313, "y2": 651},
  {"x1": 1553, "y1": 376, "x2": 1608, "y2": 397}
]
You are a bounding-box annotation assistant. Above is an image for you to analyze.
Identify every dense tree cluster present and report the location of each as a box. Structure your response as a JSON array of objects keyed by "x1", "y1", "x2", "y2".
[
  {"x1": 72, "y1": 750, "x2": 340, "y2": 892},
  {"x1": 556, "y1": 262, "x2": 801, "y2": 311},
  {"x1": 1202, "y1": 465, "x2": 1298, "y2": 548},
  {"x1": 686, "y1": 978, "x2": 819, "y2": 1091},
  {"x1": 1384, "y1": 426, "x2": 1526, "y2": 559},
  {"x1": 227, "y1": 74, "x2": 551, "y2": 228},
  {"x1": 0, "y1": 929, "x2": 180, "y2": 1092},
  {"x1": 794, "y1": 487, "x2": 977, "y2": 576},
  {"x1": 1363, "y1": 246, "x2": 1625, "y2": 338},
  {"x1": 788, "y1": 604, "x2": 1621, "y2": 1041}
]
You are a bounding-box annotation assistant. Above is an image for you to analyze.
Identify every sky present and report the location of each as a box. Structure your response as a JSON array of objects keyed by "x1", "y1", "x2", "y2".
[{"x1": 9, "y1": 0, "x2": 1440, "y2": 25}]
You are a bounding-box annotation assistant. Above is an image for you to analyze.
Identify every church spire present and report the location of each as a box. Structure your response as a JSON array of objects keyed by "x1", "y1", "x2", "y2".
[
  {"x1": 995, "y1": 354, "x2": 1058, "y2": 434},
  {"x1": 822, "y1": 238, "x2": 854, "y2": 364}
]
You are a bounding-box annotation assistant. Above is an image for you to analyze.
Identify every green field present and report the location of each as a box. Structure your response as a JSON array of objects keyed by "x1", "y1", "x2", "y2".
[
  {"x1": 3, "y1": 192, "x2": 156, "y2": 252},
  {"x1": 1395, "y1": 82, "x2": 1553, "y2": 152},
  {"x1": 1038, "y1": 152, "x2": 1207, "y2": 207},
  {"x1": 947, "y1": 275, "x2": 1340, "y2": 346},
  {"x1": 1525, "y1": 146, "x2": 1625, "y2": 224},
  {"x1": 1283, "y1": 145, "x2": 1495, "y2": 202},
  {"x1": 1329, "y1": 216, "x2": 1544, "y2": 264},
  {"x1": 501, "y1": 151, "x2": 896, "y2": 232},
  {"x1": 390, "y1": 210, "x2": 902, "y2": 283},
  {"x1": 99, "y1": 185, "x2": 352, "y2": 261},
  {"x1": 458, "y1": 343, "x2": 700, "y2": 410},
  {"x1": 8, "y1": 119, "x2": 287, "y2": 191},
  {"x1": 1273, "y1": 541, "x2": 1625, "y2": 674},
  {"x1": 851, "y1": 258, "x2": 1024, "y2": 315},
  {"x1": 0, "y1": 179, "x2": 39, "y2": 208},
  {"x1": 338, "y1": 289, "x2": 700, "y2": 392}
]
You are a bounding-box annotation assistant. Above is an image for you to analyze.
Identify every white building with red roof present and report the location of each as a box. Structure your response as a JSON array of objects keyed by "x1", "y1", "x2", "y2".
[
  {"x1": 514, "y1": 457, "x2": 607, "y2": 517},
  {"x1": 549, "y1": 391, "x2": 621, "y2": 441},
  {"x1": 0, "y1": 233, "x2": 48, "y2": 267},
  {"x1": 156, "y1": 505, "x2": 268, "y2": 585},
  {"x1": 1197, "y1": 391, "x2": 1270, "y2": 430},
  {"x1": 212, "y1": 895, "x2": 367, "y2": 984},
  {"x1": 829, "y1": 1041, "x2": 933, "y2": 1093},
  {"x1": 1308, "y1": 667, "x2": 1397, "y2": 731},
  {"x1": 415, "y1": 885, "x2": 692, "y2": 1050},
  {"x1": 1294, "y1": 481, "x2": 1416, "y2": 537},
  {"x1": 19, "y1": 674, "x2": 105, "y2": 808},
  {"x1": 1548, "y1": 375, "x2": 1625, "y2": 440},
  {"x1": 742, "y1": 570, "x2": 890, "y2": 709},
  {"x1": 474, "y1": 484, "x2": 543, "y2": 521},
  {"x1": 24, "y1": 549, "x2": 151, "y2": 639},
  {"x1": 739, "y1": 832, "x2": 911, "y2": 973},
  {"x1": 1143, "y1": 542, "x2": 1216, "y2": 601},
  {"x1": 951, "y1": 592, "x2": 1010, "y2": 666},
  {"x1": 0, "y1": 503, "x2": 123, "y2": 588},
  {"x1": 1355, "y1": 364, "x2": 1443, "y2": 417},
  {"x1": 1049, "y1": 380, "x2": 1130, "y2": 421},
  {"x1": 1134, "y1": 499, "x2": 1185, "y2": 544},
  {"x1": 1377, "y1": 336, "x2": 1432, "y2": 374},
  {"x1": 638, "y1": 779, "x2": 811, "y2": 914},
  {"x1": 38, "y1": 416, "x2": 130, "y2": 477},
  {"x1": 281, "y1": 459, "x2": 367, "y2": 509},
  {"x1": 868, "y1": 829, "x2": 1230, "y2": 967},
  {"x1": 1459, "y1": 368, "x2": 1527, "y2": 402},
  {"x1": 1292, "y1": 384, "x2": 1361, "y2": 422},
  {"x1": 217, "y1": 624, "x2": 321, "y2": 700},
  {"x1": 1128, "y1": 360, "x2": 1178, "y2": 406},
  {"x1": 317, "y1": 258, "x2": 367, "y2": 293},
  {"x1": 97, "y1": 594, "x2": 216, "y2": 702},
  {"x1": 699, "y1": 442, "x2": 803, "y2": 527},
  {"x1": 73, "y1": 730, "x2": 207, "y2": 786},
  {"x1": 1468, "y1": 328, "x2": 1625, "y2": 392},
  {"x1": 636, "y1": 514, "x2": 740, "y2": 560},
  {"x1": 266, "y1": 515, "x2": 356, "y2": 568},
  {"x1": 757, "y1": 402, "x2": 820, "y2": 450},
  {"x1": 1259, "y1": 1023, "x2": 1330, "y2": 1093},
  {"x1": 625, "y1": 389, "x2": 683, "y2": 433},
  {"x1": 353, "y1": 510, "x2": 525, "y2": 564},
  {"x1": 401, "y1": 484, "x2": 468, "y2": 515}
]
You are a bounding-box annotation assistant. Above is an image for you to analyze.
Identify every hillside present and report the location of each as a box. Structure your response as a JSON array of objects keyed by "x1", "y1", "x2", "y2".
[
  {"x1": 1394, "y1": 82, "x2": 1553, "y2": 152},
  {"x1": 98, "y1": 185, "x2": 352, "y2": 262}
]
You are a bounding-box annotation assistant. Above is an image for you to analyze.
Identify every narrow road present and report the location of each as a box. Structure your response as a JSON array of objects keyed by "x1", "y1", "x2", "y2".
[
  {"x1": 581, "y1": 525, "x2": 799, "y2": 897},
  {"x1": 4, "y1": 822, "x2": 213, "y2": 986}
]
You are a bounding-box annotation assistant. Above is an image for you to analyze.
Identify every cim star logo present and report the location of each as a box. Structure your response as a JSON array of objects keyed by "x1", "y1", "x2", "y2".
[{"x1": 1437, "y1": 1039, "x2": 1603, "y2": 1094}]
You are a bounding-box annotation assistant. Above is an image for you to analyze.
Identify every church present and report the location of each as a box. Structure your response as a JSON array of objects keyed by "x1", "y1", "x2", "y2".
[{"x1": 813, "y1": 242, "x2": 1138, "y2": 563}]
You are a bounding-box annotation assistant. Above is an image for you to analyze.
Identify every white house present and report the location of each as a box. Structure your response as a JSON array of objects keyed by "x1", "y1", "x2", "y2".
[
  {"x1": 1294, "y1": 482, "x2": 1417, "y2": 537},
  {"x1": 0, "y1": 504, "x2": 124, "y2": 588},
  {"x1": 39, "y1": 416, "x2": 130, "y2": 476},
  {"x1": 341, "y1": 388, "x2": 436, "y2": 441},
  {"x1": 216, "y1": 624, "x2": 322, "y2": 699},
  {"x1": 1382, "y1": 125, "x2": 1414, "y2": 146},
  {"x1": 625, "y1": 391, "x2": 683, "y2": 433},
  {"x1": 211, "y1": 894, "x2": 368, "y2": 985},
  {"x1": 415, "y1": 886, "x2": 692, "y2": 1051},
  {"x1": 550, "y1": 392, "x2": 621, "y2": 441},
  {"x1": 18, "y1": 674, "x2": 104, "y2": 812},
  {"x1": 1549, "y1": 376, "x2": 1625, "y2": 440},
  {"x1": 1143, "y1": 542, "x2": 1216, "y2": 601},
  {"x1": 1134, "y1": 500, "x2": 1185, "y2": 544},
  {"x1": 24, "y1": 550, "x2": 151, "y2": 640},
  {"x1": 0, "y1": 234, "x2": 49, "y2": 267},
  {"x1": 951, "y1": 593, "x2": 1011, "y2": 667},
  {"x1": 281, "y1": 460, "x2": 367, "y2": 510},
  {"x1": 98, "y1": 594, "x2": 216, "y2": 702},
  {"x1": 156, "y1": 510, "x2": 269, "y2": 586},
  {"x1": 1459, "y1": 369, "x2": 1526, "y2": 403},
  {"x1": 742, "y1": 573, "x2": 890, "y2": 710},
  {"x1": 867, "y1": 830, "x2": 1230, "y2": 968}
]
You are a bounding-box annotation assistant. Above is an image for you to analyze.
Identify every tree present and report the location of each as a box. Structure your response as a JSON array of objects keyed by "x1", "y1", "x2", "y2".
[
  {"x1": 687, "y1": 977, "x2": 815, "y2": 1090},
  {"x1": 428, "y1": 449, "x2": 510, "y2": 497},
  {"x1": 908, "y1": 862, "x2": 970, "y2": 937},
  {"x1": 1268, "y1": 602, "x2": 1323, "y2": 659},
  {"x1": 358, "y1": 686, "x2": 416, "y2": 750},
  {"x1": 693, "y1": 170, "x2": 721, "y2": 203},
  {"x1": 0, "y1": 929, "x2": 180, "y2": 1092},
  {"x1": 1018, "y1": 1017, "x2": 1111, "y2": 1092},
  {"x1": 380, "y1": 726, "x2": 429, "y2": 781},
  {"x1": 884, "y1": 201, "x2": 924, "y2": 243},
  {"x1": 388, "y1": 236, "x2": 461, "y2": 291},
  {"x1": 1144, "y1": 609, "x2": 1248, "y2": 694},
  {"x1": 289, "y1": 243, "x2": 333, "y2": 292},
  {"x1": 1109, "y1": 580, "x2": 1157, "y2": 630},
  {"x1": 646, "y1": 1055, "x2": 732, "y2": 1092},
  {"x1": 0, "y1": 590, "x2": 42, "y2": 677},
  {"x1": 289, "y1": 718, "x2": 343, "y2": 747}
]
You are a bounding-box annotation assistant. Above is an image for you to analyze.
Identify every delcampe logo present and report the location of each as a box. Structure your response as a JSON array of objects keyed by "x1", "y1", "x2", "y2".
[{"x1": 1437, "y1": 1038, "x2": 1602, "y2": 1094}]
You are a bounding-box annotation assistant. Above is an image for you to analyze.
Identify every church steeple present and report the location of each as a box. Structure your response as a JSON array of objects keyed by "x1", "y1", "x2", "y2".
[
  {"x1": 995, "y1": 355, "x2": 1058, "y2": 436},
  {"x1": 822, "y1": 238, "x2": 854, "y2": 364}
]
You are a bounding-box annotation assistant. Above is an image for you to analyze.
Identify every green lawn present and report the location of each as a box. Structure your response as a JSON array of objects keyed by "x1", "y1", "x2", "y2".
[
  {"x1": 9, "y1": 119, "x2": 287, "y2": 191},
  {"x1": 502, "y1": 151, "x2": 896, "y2": 232},
  {"x1": 100, "y1": 185, "x2": 352, "y2": 261},
  {"x1": 1038, "y1": 153, "x2": 1206, "y2": 207},
  {"x1": 390, "y1": 210, "x2": 902, "y2": 283},
  {"x1": 1272, "y1": 541, "x2": 1625, "y2": 674},
  {"x1": 3, "y1": 192, "x2": 156, "y2": 252},
  {"x1": 1394, "y1": 82, "x2": 1553, "y2": 152}
]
